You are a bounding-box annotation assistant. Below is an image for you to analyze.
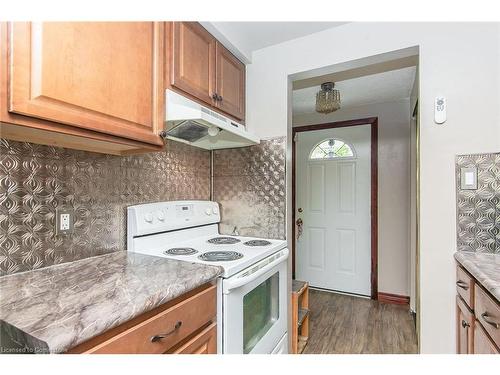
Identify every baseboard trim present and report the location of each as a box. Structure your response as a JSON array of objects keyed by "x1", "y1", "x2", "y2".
[{"x1": 378, "y1": 292, "x2": 410, "y2": 305}]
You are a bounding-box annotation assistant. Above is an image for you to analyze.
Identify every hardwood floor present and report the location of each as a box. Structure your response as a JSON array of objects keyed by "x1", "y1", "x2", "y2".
[{"x1": 302, "y1": 289, "x2": 418, "y2": 354}]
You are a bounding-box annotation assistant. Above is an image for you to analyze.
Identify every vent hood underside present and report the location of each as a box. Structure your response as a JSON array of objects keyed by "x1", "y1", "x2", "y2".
[{"x1": 164, "y1": 90, "x2": 260, "y2": 150}]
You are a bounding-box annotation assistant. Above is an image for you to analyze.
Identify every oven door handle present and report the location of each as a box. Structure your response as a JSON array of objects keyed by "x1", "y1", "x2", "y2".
[{"x1": 223, "y1": 248, "x2": 289, "y2": 294}]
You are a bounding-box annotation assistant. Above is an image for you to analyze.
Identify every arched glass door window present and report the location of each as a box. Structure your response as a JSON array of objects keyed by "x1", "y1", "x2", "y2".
[{"x1": 309, "y1": 138, "x2": 355, "y2": 160}]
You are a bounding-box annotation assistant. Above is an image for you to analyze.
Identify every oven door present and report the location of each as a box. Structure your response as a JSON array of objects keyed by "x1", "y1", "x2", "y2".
[{"x1": 222, "y1": 248, "x2": 289, "y2": 354}]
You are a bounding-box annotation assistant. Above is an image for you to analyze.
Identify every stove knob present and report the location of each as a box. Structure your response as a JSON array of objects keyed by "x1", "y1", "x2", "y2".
[
  {"x1": 145, "y1": 212, "x2": 153, "y2": 223},
  {"x1": 157, "y1": 210, "x2": 165, "y2": 221},
  {"x1": 205, "y1": 208, "x2": 212, "y2": 216},
  {"x1": 212, "y1": 207, "x2": 218, "y2": 215}
]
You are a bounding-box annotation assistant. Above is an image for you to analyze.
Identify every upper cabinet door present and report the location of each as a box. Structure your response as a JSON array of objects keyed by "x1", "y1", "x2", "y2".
[
  {"x1": 171, "y1": 22, "x2": 215, "y2": 106},
  {"x1": 8, "y1": 22, "x2": 164, "y2": 146},
  {"x1": 215, "y1": 42, "x2": 245, "y2": 120}
]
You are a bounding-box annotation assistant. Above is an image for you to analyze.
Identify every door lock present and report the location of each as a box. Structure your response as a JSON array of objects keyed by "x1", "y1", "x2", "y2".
[
  {"x1": 298, "y1": 208, "x2": 303, "y2": 213},
  {"x1": 296, "y1": 218, "x2": 303, "y2": 240}
]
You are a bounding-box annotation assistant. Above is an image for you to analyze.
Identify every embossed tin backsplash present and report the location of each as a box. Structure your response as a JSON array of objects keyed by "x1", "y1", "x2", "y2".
[
  {"x1": 456, "y1": 153, "x2": 500, "y2": 253},
  {"x1": 0, "y1": 139, "x2": 210, "y2": 275},
  {"x1": 213, "y1": 137, "x2": 286, "y2": 240}
]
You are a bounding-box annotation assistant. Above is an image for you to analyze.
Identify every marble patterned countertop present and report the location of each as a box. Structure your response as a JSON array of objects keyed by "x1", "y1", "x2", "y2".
[
  {"x1": 0, "y1": 252, "x2": 222, "y2": 354},
  {"x1": 454, "y1": 252, "x2": 500, "y2": 303}
]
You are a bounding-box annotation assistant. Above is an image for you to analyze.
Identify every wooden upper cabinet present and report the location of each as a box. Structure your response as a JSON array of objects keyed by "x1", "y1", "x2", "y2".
[
  {"x1": 215, "y1": 42, "x2": 245, "y2": 120},
  {"x1": 171, "y1": 22, "x2": 216, "y2": 106},
  {"x1": 167, "y1": 22, "x2": 245, "y2": 122},
  {"x1": 8, "y1": 22, "x2": 164, "y2": 147}
]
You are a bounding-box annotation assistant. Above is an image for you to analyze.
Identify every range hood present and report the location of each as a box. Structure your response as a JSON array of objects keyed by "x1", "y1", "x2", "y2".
[{"x1": 162, "y1": 90, "x2": 260, "y2": 150}]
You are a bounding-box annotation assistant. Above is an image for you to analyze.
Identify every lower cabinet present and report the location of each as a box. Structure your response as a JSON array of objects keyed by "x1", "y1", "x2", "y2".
[
  {"x1": 68, "y1": 284, "x2": 217, "y2": 354},
  {"x1": 456, "y1": 264, "x2": 500, "y2": 354},
  {"x1": 456, "y1": 295, "x2": 473, "y2": 354},
  {"x1": 474, "y1": 323, "x2": 500, "y2": 354},
  {"x1": 171, "y1": 323, "x2": 217, "y2": 354}
]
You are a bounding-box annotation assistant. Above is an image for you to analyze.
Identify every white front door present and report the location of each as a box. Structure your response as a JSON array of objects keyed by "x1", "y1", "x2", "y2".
[{"x1": 295, "y1": 125, "x2": 371, "y2": 296}]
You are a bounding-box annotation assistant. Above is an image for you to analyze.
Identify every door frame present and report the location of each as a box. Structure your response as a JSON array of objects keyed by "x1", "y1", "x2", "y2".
[{"x1": 292, "y1": 117, "x2": 378, "y2": 299}]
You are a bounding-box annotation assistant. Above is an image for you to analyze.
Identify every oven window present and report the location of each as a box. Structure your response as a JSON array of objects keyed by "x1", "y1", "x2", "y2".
[{"x1": 243, "y1": 272, "x2": 280, "y2": 353}]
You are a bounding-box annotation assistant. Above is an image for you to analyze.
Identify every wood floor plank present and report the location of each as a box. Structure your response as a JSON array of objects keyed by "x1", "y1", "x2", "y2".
[{"x1": 302, "y1": 289, "x2": 418, "y2": 354}]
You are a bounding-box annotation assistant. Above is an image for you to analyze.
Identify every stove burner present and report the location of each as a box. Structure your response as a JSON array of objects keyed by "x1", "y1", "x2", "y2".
[
  {"x1": 198, "y1": 251, "x2": 244, "y2": 262},
  {"x1": 244, "y1": 240, "x2": 272, "y2": 246},
  {"x1": 207, "y1": 236, "x2": 241, "y2": 245},
  {"x1": 164, "y1": 248, "x2": 198, "y2": 256}
]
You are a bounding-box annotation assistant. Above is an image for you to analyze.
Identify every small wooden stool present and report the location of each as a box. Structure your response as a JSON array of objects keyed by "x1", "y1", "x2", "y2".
[{"x1": 291, "y1": 280, "x2": 309, "y2": 354}]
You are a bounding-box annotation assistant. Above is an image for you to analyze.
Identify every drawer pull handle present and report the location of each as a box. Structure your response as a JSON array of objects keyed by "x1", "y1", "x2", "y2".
[
  {"x1": 481, "y1": 313, "x2": 500, "y2": 329},
  {"x1": 461, "y1": 320, "x2": 470, "y2": 328},
  {"x1": 150, "y1": 321, "x2": 183, "y2": 342},
  {"x1": 456, "y1": 281, "x2": 469, "y2": 290}
]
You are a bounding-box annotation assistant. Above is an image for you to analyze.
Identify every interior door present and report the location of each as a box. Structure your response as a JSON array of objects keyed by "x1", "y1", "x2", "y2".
[
  {"x1": 215, "y1": 42, "x2": 245, "y2": 120},
  {"x1": 171, "y1": 22, "x2": 216, "y2": 106},
  {"x1": 8, "y1": 22, "x2": 164, "y2": 146},
  {"x1": 296, "y1": 125, "x2": 371, "y2": 296}
]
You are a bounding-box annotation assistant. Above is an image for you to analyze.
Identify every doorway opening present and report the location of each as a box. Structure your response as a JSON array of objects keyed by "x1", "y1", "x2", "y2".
[{"x1": 288, "y1": 47, "x2": 420, "y2": 353}]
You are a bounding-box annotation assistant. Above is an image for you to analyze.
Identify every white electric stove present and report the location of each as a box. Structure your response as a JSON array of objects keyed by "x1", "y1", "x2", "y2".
[{"x1": 127, "y1": 200, "x2": 289, "y2": 354}]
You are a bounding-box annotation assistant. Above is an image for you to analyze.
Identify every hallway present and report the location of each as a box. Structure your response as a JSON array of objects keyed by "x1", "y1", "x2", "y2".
[{"x1": 303, "y1": 289, "x2": 418, "y2": 354}]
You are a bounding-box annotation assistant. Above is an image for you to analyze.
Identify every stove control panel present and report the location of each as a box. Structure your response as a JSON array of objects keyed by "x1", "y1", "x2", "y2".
[{"x1": 127, "y1": 200, "x2": 221, "y2": 237}]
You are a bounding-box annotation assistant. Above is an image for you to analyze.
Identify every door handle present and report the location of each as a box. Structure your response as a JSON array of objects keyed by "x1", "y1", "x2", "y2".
[
  {"x1": 456, "y1": 280, "x2": 469, "y2": 290},
  {"x1": 150, "y1": 321, "x2": 182, "y2": 342},
  {"x1": 481, "y1": 312, "x2": 500, "y2": 329},
  {"x1": 296, "y1": 218, "x2": 303, "y2": 240}
]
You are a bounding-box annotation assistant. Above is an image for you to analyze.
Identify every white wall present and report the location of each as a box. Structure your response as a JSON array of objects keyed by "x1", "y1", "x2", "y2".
[
  {"x1": 294, "y1": 99, "x2": 412, "y2": 298},
  {"x1": 246, "y1": 22, "x2": 500, "y2": 353}
]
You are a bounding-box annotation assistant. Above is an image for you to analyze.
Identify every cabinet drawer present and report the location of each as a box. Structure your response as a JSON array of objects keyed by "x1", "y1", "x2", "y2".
[
  {"x1": 474, "y1": 321, "x2": 500, "y2": 354},
  {"x1": 171, "y1": 322, "x2": 217, "y2": 354},
  {"x1": 84, "y1": 285, "x2": 216, "y2": 354},
  {"x1": 474, "y1": 284, "x2": 500, "y2": 348},
  {"x1": 456, "y1": 265, "x2": 474, "y2": 309}
]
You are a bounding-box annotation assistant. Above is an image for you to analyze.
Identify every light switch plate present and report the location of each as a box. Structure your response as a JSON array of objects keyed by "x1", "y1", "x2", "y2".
[
  {"x1": 460, "y1": 167, "x2": 477, "y2": 190},
  {"x1": 56, "y1": 208, "x2": 74, "y2": 235}
]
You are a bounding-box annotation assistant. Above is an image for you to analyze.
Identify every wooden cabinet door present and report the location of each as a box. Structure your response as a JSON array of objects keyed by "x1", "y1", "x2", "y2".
[
  {"x1": 456, "y1": 302, "x2": 473, "y2": 354},
  {"x1": 171, "y1": 323, "x2": 217, "y2": 354},
  {"x1": 171, "y1": 22, "x2": 216, "y2": 106},
  {"x1": 474, "y1": 323, "x2": 500, "y2": 354},
  {"x1": 8, "y1": 22, "x2": 163, "y2": 147},
  {"x1": 215, "y1": 42, "x2": 245, "y2": 120}
]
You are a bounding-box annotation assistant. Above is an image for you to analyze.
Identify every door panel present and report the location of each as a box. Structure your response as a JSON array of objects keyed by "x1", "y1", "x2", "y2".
[
  {"x1": 308, "y1": 164, "x2": 325, "y2": 212},
  {"x1": 308, "y1": 227, "x2": 325, "y2": 270},
  {"x1": 296, "y1": 125, "x2": 371, "y2": 295},
  {"x1": 339, "y1": 163, "x2": 355, "y2": 213},
  {"x1": 215, "y1": 42, "x2": 245, "y2": 120},
  {"x1": 171, "y1": 22, "x2": 215, "y2": 106},
  {"x1": 9, "y1": 22, "x2": 163, "y2": 146},
  {"x1": 338, "y1": 229, "x2": 356, "y2": 274}
]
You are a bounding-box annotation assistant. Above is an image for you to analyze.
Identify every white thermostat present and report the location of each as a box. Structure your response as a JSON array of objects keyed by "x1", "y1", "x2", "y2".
[{"x1": 434, "y1": 96, "x2": 446, "y2": 124}]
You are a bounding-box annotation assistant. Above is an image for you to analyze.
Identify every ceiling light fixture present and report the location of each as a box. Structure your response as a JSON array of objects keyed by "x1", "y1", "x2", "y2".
[{"x1": 315, "y1": 82, "x2": 341, "y2": 114}]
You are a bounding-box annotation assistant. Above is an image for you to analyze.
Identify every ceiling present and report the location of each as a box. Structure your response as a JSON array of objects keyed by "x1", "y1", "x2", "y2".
[
  {"x1": 293, "y1": 66, "x2": 417, "y2": 115},
  {"x1": 202, "y1": 22, "x2": 348, "y2": 62}
]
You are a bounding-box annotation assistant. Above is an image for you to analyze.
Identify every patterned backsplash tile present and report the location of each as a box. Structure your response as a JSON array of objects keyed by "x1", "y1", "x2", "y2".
[
  {"x1": 213, "y1": 137, "x2": 286, "y2": 240},
  {"x1": 0, "y1": 139, "x2": 210, "y2": 275},
  {"x1": 456, "y1": 153, "x2": 500, "y2": 253}
]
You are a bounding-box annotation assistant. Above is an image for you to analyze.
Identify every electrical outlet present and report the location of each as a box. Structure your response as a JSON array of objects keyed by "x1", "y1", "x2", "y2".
[{"x1": 56, "y1": 208, "x2": 74, "y2": 235}]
